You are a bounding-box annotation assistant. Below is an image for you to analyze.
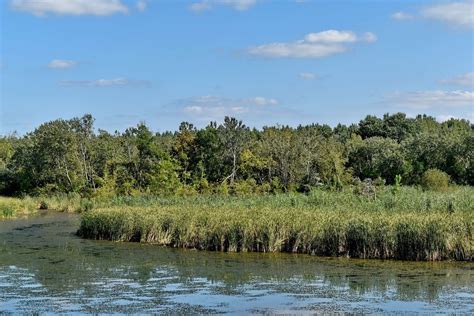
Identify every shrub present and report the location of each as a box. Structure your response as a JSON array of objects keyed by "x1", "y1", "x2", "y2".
[
  {"x1": 79, "y1": 198, "x2": 94, "y2": 212},
  {"x1": 0, "y1": 204, "x2": 14, "y2": 217},
  {"x1": 232, "y1": 179, "x2": 257, "y2": 195},
  {"x1": 39, "y1": 201, "x2": 49, "y2": 210},
  {"x1": 421, "y1": 169, "x2": 450, "y2": 191}
]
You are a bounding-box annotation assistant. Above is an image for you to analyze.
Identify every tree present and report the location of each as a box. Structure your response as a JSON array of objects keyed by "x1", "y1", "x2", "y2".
[
  {"x1": 69, "y1": 114, "x2": 96, "y2": 193},
  {"x1": 1, "y1": 112, "x2": 472, "y2": 197},
  {"x1": 195, "y1": 123, "x2": 223, "y2": 183},
  {"x1": 402, "y1": 132, "x2": 448, "y2": 184},
  {"x1": 382, "y1": 112, "x2": 415, "y2": 142},
  {"x1": 172, "y1": 122, "x2": 197, "y2": 184},
  {"x1": 258, "y1": 126, "x2": 295, "y2": 190},
  {"x1": 0, "y1": 136, "x2": 16, "y2": 195},
  {"x1": 15, "y1": 119, "x2": 83, "y2": 194},
  {"x1": 217, "y1": 117, "x2": 249, "y2": 185},
  {"x1": 149, "y1": 159, "x2": 182, "y2": 196},
  {"x1": 358, "y1": 115, "x2": 385, "y2": 139},
  {"x1": 349, "y1": 137, "x2": 409, "y2": 184}
]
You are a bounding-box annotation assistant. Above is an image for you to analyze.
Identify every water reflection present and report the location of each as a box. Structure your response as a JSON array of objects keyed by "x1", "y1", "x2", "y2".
[{"x1": 0, "y1": 213, "x2": 473, "y2": 314}]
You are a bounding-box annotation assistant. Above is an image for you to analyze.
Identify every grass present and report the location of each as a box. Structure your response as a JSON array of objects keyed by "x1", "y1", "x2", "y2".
[
  {"x1": 0, "y1": 193, "x2": 86, "y2": 219},
  {"x1": 77, "y1": 186, "x2": 474, "y2": 261},
  {"x1": 1, "y1": 187, "x2": 472, "y2": 260},
  {"x1": 0, "y1": 196, "x2": 38, "y2": 219}
]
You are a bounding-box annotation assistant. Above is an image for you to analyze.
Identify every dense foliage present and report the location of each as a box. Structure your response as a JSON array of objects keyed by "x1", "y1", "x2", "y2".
[{"x1": 0, "y1": 113, "x2": 472, "y2": 197}]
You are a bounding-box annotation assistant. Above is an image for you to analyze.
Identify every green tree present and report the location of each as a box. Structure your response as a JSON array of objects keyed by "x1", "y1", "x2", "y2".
[
  {"x1": 172, "y1": 122, "x2": 197, "y2": 184},
  {"x1": 195, "y1": 123, "x2": 223, "y2": 183},
  {"x1": 382, "y1": 112, "x2": 416, "y2": 142},
  {"x1": 349, "y1": 137, "x2": 409, "y2": 184},
  {"x1": 358, "y1": 115, "x2": 385, "y2": 139},
  {"x1": 217, "y1": 117, "x2": 249, "y2": 185}
]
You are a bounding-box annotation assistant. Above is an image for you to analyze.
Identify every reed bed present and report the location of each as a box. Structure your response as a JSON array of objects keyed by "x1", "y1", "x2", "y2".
[
  {"x1": 0, "y1": 194, "x2": 85, "y2": 218},
  {"x1": 78, "y1": 187, "x2": 474, "y2": 261},
  {"x1": 0, "y1": 196, "x2": 38, "y2": 218}
]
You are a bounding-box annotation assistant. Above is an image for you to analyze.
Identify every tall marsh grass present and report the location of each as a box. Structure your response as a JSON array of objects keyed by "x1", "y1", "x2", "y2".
[
  {"x1": 0, "y1": 196, "x2": 38, "y2": 218},
  {"x1": 0, "y1": 193, "x2": 88, "y2": 218},
  {"x1": 78, "y1": 187, "x2": 473, "y2": 261}
]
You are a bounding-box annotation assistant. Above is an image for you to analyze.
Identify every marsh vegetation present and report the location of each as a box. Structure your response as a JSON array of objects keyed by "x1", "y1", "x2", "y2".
[{"x1": 77, "y1": 187, "x2": 473, "y2": 261}]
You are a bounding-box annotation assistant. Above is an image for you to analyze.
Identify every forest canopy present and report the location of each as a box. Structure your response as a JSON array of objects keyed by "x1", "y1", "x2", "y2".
[{"x1": 0, "y1": 113, "x2": 472, "y2": 197}]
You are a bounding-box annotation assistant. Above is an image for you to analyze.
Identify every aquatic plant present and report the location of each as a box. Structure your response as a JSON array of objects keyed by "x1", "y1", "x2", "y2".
[{"x1": 77, "y1": 187, "x2": 474, "y2": 261}]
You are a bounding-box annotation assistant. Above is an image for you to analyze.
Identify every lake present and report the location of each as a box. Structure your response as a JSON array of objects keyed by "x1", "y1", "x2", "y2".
[{"x1": 1, "y1": 212, "x2": 472, "y2": 314}]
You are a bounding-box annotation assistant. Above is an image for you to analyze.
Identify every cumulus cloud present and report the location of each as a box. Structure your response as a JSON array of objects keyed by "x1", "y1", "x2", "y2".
[
  {"x1": 391, "y1": 11, "x2": 413, "y2": 20},
  {"x1": 171, "y1": 95, "x2": 279, "y2": 122},
  {"x1": 10, "y1": 0, "x2": 129, "y2": 16},
  {"x1": 48, "y1": 59, "x2": 76, "y2": 69},
  {"x1": 421, "y1": 1, "x2": 474, "y2": 28},
  {"x1": 60, "y1": 78, "x2": 150, "y2": 87},
  {"x1": 189, "y1": 0, "x2": 257, "y2": 12},
  {"x1": 247, "y1": 30, "x2": 377, "y2": 59},
  {"x1": 440, "y1": 72, "x2": 474, "y2": 87},
  {"x1": 387, "y1": 90, "x2": 474, "y2": 109},
  {"x1": 136, "y1": 0, "x2": 147, "y2": 12}
]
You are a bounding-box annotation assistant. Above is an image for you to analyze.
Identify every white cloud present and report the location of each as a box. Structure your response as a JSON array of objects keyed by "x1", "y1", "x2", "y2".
[
  {"x1": 253, "y1": 96, "x2": 278, "y2": 105},
  {"x1": 60, "y1": 78, "x2": 150, "y2": 87},
  {"x1": 136, "y1": 0, "x2": 147, "y2": 12},
  {"x1": 304, "y1": 30, "x2": 358, "y2": 43},
  {"x1": 391, "y1": 11, "x2": 413, "y2": 20},
  {"x1": 421, "y1": 1, "x2": 474, "y2": 28},
  {"x1": 248, "y1": 42, "x2": 346, "y2": 58},
  {"x1": 440, "y1": 72, "x2": 474, "y2": 87},
  {"x1": 388, "y1": 90, "x2": 474, "y2": 109},
  {"x1": 436, "y1": 113, "x2": 474, "y2": 122},
  {"x1": 436, "y1": 114, "x2": 459, "y2": 122},
  {"x1": 189, "y1": 0, "x2": 257, "y2": 12},
  {"x1": 175, "y1": 95, "x2": 279, "y2": 121},
  {"x1": 299, "y1": 72, "x2": 318, "y2": 80},
  {"x1": 10, "y1": 0, "x2": 129, "y2": 16},
  {"x1": 247, "y1": 30, "x2": 377, "y2": 59},
  {"x1": 48, "y1": 59, "x2": 76, "y2": 69}
]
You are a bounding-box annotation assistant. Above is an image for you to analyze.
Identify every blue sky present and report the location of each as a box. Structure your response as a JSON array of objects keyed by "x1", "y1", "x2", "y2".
[{"x1": 1, "y1": 0, "x2": 473, "y2": 134}]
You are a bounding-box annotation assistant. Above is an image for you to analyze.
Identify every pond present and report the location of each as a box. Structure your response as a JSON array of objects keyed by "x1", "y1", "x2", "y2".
[{"x1": 0, "y1": 212, "x2": 473, "y2": 314}]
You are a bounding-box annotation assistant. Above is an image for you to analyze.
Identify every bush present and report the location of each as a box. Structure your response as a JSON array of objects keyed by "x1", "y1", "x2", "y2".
[
  {"x1": 232, "y1": 179, "x2": 257, "y2": 195},
  {"x1": 79, "y1": 198, "x2": 94, "y2": 212},
  {"x1": 0, "y1": 204, "x2": 14, "y2": 217},
  {"x1": 39, "y1": 201, "x2": 49, "y2": 210},
  {"x1": 421, "y1": 169, "x2": 450, "y2": 192}
]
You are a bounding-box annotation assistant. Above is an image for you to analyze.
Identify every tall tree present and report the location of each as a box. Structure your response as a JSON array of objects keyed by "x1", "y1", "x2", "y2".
[{"x1": 217, "y1": 117, "x2": 249, "y2": 185}]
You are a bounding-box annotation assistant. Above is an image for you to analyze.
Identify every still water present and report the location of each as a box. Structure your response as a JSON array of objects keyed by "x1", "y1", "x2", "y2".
[{"x1": 0, "y1": 212, "x2": 473, "y2": 314}]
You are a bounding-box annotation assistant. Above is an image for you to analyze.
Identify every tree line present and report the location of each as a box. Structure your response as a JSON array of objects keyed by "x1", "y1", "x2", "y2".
[{"x1": 0, "y1": 113, "x2": 472, "y2": 197}]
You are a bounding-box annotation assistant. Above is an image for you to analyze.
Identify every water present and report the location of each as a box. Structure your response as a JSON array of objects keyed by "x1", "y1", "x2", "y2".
[{"x1": 0, "y1": 213, "x2": 473, "y2": 314}]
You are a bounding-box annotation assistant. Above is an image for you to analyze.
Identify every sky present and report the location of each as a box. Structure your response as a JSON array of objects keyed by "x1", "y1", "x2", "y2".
[{"x1": 0, "y1": 0, "x2": 473, "y2": 134}]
